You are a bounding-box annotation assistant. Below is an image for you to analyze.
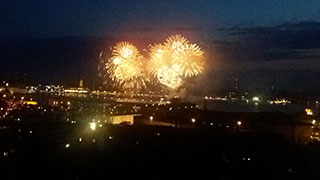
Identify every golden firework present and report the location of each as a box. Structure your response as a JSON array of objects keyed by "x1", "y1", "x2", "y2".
[
  {"x1": 173, "y1": 43, "x2": 204, "y2": 77},
  {"x1": 156, "y1": 64, "x2": 182, "y2": 89},
  {"x1": 164, "y1": 34, "x2": 189, "y2": 50},
  {"x1": 99, "y1": 34, "x2": 205, "y2": 90},
  {"x1": 104, "y1": 42, "x2": 148, "y2": 89},
  {"x1": 148, "y1": 35, "x2": 204, "y2": 89},
  {"x1": 148, "y1": 43, "x2": 172, "y2": 75}
]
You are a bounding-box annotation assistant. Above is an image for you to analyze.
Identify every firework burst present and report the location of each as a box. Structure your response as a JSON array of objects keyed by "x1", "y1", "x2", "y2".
[
  {"x1": 99, "y1": 35, "x2": 204, "y2": 90},
  {"x1": 172, "y1": 43, "x2": 204, "y2": 77},
  {"x1": 148, "y1": 43, "x2": 171, "y2": 76},
  {"x1": 102, "y1": 42, "x2": 148, "y2": 90},
  {"x1": 148, "y1": 35, "x2": 204, "y2": 89},
  {"x1": 164, "y1": 34, "x2": 189, "y2": 50},
  {"x1": 156, "y1": 64, "x2": 182, "y2": 89}
]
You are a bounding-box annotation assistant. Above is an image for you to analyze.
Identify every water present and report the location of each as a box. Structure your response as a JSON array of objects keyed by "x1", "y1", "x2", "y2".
[{"x1": 202, "y1": 100, "x2": 303, "y2": 114}]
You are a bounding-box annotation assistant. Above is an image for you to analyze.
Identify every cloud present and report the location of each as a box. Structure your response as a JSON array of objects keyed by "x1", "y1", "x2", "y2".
[
  {"x1": 226, "y1": 21, "x2": 320, "y2": 49},
  {"x1": 216, "y1": 21, "x2": 320, "y2": 62}
]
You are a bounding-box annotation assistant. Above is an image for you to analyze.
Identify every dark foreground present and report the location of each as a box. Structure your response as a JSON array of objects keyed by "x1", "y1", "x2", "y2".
[{"x1": 1, "y1": 124, "x2": 320, "y2": 180}]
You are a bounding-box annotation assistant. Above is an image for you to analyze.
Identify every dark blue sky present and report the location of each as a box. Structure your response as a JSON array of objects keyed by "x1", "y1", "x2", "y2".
[
  {"x1": 2, "y1": 0, "x2": 320, "y2": 38},
  {"x1": 2, "y1": 0, "x2": 320, "y2": 91}
]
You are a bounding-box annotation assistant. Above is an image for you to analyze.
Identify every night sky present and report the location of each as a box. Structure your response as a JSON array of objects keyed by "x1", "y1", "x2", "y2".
[
  {"x1": 2, "y1": 0, "x2": 320, "y2": 37},
  {"x1": 1, "y1": 0, "x2": 320, "y2": 91}
]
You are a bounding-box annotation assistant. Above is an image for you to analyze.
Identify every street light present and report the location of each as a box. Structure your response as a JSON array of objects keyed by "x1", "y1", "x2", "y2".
[
  {"x1": 191, "y1": 118, "x2": 196, "y2": 123},
  {"x1": 90, "y1": 122, "x2": 96, "y2": 131},
  {"x1": 252, "y1": 96, "x2": 259, "y2": 101}
]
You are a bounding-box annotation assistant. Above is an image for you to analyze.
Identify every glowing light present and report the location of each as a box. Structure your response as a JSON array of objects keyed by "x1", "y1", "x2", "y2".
[
  {"x1": 191, "y1": 118, "x2": 196, "y2": 123},
  {"x1": 156, "y1": 65, "x2": 182, "y2": 88},
  {"x1": 65, "y1": 144, "x2": 70, "y2": 148},
  {"x1": 3, "y1": 152, "x2": 8, "y2": 157},
  {"x1": 23, "y1": 101, "x2": 38, "y2": 105},
  {"x1": 100, "y1": 42, "x2": 148, "y2": 90},
  {"x1": 120, "y1": 47, "x2": 133, "y2": 58},
  {"x1": 113, "y1": 57, "x2": 122, "y2": 65},
  {"x1": 79, "y1": 138, "x2": 82, "y2": 142},
  {"x1": 172, "y1": 43, "x2": 204, "y2": 77},
  {"x1": 99, "y1": 35, "x2": 204, "y2": 90},
  {"x1": 90, "y1": 122, "x2": 96, "y2": 131},
  {"x1": 271, "y1": 99, "x2": 291, "y2": 105},
  {"x1": 252, "y1": 97, "x2": 259, "y2": 101},
  {"x1": 149, "y1": 116, "x2": 153, "y2": 121},
  {"x1": 237, "y1": 121, "x2": 242, "y2": 126},
  {"x1": 148, "y1": 34, "x2": 204, "y2": 89},
  {"x1": 306, "y1": 108, "x2": 313, "y2": 116},
  {"x1": 165, "y1": 34, "x2": 189, "y2": 50},
  {"x1": 64, "y1": 88, "x2": 88, "y2": 93}
]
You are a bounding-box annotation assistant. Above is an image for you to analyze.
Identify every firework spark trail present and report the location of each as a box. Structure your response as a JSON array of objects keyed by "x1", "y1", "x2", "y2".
[
  {"x1": 164, "y1": 34, "x2": 189, "y2": 50},
  {"x1": 148, "y1": 35, "x2": 204, "y2": 89},
  {"x1": 156, "y1": 64, "x2": 182, "y2": 89},
  {"x1": 173, "y1": 43, "x2": 204, "y2": 77}
]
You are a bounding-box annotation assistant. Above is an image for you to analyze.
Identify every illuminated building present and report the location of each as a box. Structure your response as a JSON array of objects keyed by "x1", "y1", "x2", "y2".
[
  {"x1": 268, "y1": 99, "x2": 291, "y2": 105},
  {"x1": 44, "y1": 85, "x2": 64, "y2": 93},
  {"x1": 109, "y1": 114, "x2": 141, "y2": 125},
  {"x1": 64, "y1": 88, "x2": 89, "y2": 94}
]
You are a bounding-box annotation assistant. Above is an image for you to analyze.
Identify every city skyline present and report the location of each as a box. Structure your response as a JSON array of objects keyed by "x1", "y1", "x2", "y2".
[{"x1": 2, "y1": 1, "x2": 320, "y2": 178}]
